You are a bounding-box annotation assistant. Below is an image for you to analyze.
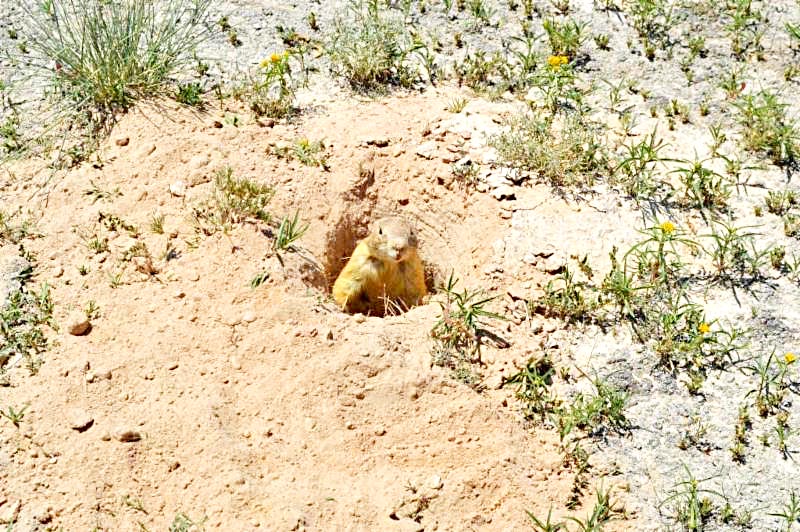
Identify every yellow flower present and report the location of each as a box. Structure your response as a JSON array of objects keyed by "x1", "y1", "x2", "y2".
[
  {"x1": 547, "y1": 55, "x2": 569, "y2": 67},
  {"x1": 270, "y1": 52, "x2": 284, "y2": 64},
  {"x1": 660, "y1": 221, "x2": 675, "y2": 234},
  {"x1": 786, "y1": 352, "x2": 796, "y2": 364},
  {"x1": 698, "y1": 322, "x2": 710, "y2": 334},
  {"x1": 259, "y1": 58, "x2": 270, "y2": 68}
]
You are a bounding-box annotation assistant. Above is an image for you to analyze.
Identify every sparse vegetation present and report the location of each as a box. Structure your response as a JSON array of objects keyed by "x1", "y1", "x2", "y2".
[{"x1": 327, "y1": 0, "x2": 420, "y2": 93}]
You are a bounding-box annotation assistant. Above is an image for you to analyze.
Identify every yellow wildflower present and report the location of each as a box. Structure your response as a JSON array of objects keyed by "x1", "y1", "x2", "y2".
[
  {"x1": 660, "y1": 221, "x2": 675, "y2": 234},
  {"x1": 259, "y1": 58, "x2": 270, "y2": 69},
  {"x1": 786, "y1": 352, "x2": 796, "y2": 364},
  {"x1": 547, "y1": 55, "x2": 569, "y2": 68},
  {"x1": 270, "y1": 52, "x2": 284, "y2": 64},
  {"x1": 698, "y1": 322, "x2": 710, "y2": 334}
]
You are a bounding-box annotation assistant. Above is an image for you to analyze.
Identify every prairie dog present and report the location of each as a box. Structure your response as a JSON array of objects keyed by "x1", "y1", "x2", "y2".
[{"x1": 332, "y1": 217, "x2": 427, "y2": 315}]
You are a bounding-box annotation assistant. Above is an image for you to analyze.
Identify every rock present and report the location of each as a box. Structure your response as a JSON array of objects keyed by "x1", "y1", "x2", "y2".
[
  {"x1": 69, "y1": 409, "x2": 94, "y2": 432},
  {"x1": 353, "y1": 313, "x2": 366, "y2": 323},
  {"x1": 115, "y1": 137, "x2": 130, "y2": 147},
  {"x1": 427, "y1": 475, "x2": 444, "y2": 490},
  {"x1": 490, "y1": 185, "x2": 516, "y2": 201},
  {"x1": 67, "y1": 312, "x2": 91, "y2": 336},
  {"x1": 242, "y1": 311, "x2": 256, "y2": 323},
  {"x1": 212, "y1": 120, "x2": 223, "y2": 128},
  {"x1": 114, "y1": 429, "x2": 142, "y2": 442},
  {"x1": 364, "y1": 137, "x2": 390, "y2": 147},
  {"x1": 0, "y1": 252, "x2": 30, "y2": 308},
  {"x1": 415, "y1": 141, "x2": 437, "y2": 160},
  {"x1": 230, "y1": 357, "x2": 242, "y2": 370},
  {"x1": 169, "y1": 181, "x2": 187, "y2": 197},
  {"x1": 257, "y1": 118, "x2": 275, "y2": 128}
]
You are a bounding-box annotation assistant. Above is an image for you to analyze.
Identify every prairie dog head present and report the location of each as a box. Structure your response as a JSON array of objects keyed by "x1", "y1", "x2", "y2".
[{"x1": 370, "y1": 216, "x2": 418, "y2": 262}]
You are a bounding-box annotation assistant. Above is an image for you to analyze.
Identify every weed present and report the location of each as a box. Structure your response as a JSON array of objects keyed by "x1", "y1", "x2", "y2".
[
  {"x1": 430, "y1": 273, "x2": 506, "y2": 386},
  {"x1": 0, "y1": 404, "x2": 28, "y2": 427},
  {"x1": 627, "y1": 0, "x2": 674, "y2": 54},
  {"x1": 726, "y1": 0, "x2": 764, "y2": 59},
  {"x1": 659, "y1": 466, "x2": 723, "y2": 531},
  {"x1": 533, "y1": 266, "x2": 601, "y2": 324},
  {"x1": 85, "y1": 300, "x2": 100, "y2": 320},
  {"x1": 451, "y1": 159, "x2": 480, "y2": 188},
  {"x1": 766, "y1": 190, "x2": 797, "y2": 215},
  {"x1": 250, "y1": 271, "x2": 270, "y2": 288},
  {"x1": 492, "y1": 112, "x2": 609, "y2": 188},
  {"x1": 176, "y1": 82, "x2": 203, "y2": 107},
  {"x1": 150, "y1": 213, "x2": 165, "y2": 234},
  {"x1": 670, "y1": 156, "x2": 731, "y2": 211},
  {"x1": 1, "y1": 275, "x2": 56, "y2": 375},
  {"x1": 108, "y1": 271, "x2": 123, "y2": 288},
  {"x1": 566, "y1": 484, "x2": 626, "y2": 530},
  {"x1": 502, "y1": 357, "x2": 560, "y2": 422},
  {"x1": 542, "y1": 18, "x2": 587, "y2": 59},
  {"x1": 0, "y1": 210, "x2": 38, "y2": 244},
  {"x1": 447, "y1": 96, "x2": 469, "y2": 113},
  {"x1": 558, "y1": 374, "x2": 629, "y2": 440},
  {"x1": 746, "y1": 350, "x2": 792, "y2": 417},
  {"x1": 246, "y1": 50, "x2": 296, "y2": 118},
  {"x1": 526, "y1": 507, "x2": 567, "y2": 531},
  {"x1": 735, "y1": 91, "x2": 800, "y2": 167},
  {"x1": 327, "y1": 0, "x2": 420, "y2": 93},
  {"x1": 719, "y1": 65, "x2": 746, "y2": 100},
  {"x1": 706, "y1": 221, "x2": 768, "y2": 285},
  {"x1": 193, "y1": 167, "x2": 274, "y2": 232},
  {"x1": 292, "y1": 138, "x2": 328, "y2": 168},
  {"x1": 613, "y1": 128, "x2": 669, "y2": 200},
  {"x1": 83, "y1": 181, "x2": 122, "y2": 204},
  {"x1": 273, "y1": 211, "x2": 309, "y2": 252},
  {"x1": 785, "y1": 214, "x2": 800, "y2": 238},
  {"x1": 769, "y1": 491, "x2": 800, "y2": 531},
  {"x1": 594, "y1": 33, "x2": 610, "y2": 50},
  {"x1": 169, "y1": 512, "x2": 206, "y2": 532},
  {"x1": 0, "y1": 113, "x2": 24, "y2": 155}
]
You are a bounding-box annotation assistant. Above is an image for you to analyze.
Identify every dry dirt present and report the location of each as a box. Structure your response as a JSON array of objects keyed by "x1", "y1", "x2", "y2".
[{"x1": 0, "y1": 89, "x2": 628, "y2": 530}]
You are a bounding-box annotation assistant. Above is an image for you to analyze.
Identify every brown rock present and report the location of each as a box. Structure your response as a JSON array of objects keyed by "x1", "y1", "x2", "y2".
[
  {"x1": 67, "y1": 312, "x2": 91, "y2": 336},
  {"x1": 114, "y1": 429, "x2": 142, "y2": 442},
  {"x1": 115, "y1": 137, "x2": 130, "y2": 147}
]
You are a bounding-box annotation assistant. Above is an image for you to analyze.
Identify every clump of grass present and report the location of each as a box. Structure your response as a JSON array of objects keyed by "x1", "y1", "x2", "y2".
[
  {"x1": 19, "y1": 0, "x2": 214, "y2": 132},
  {"x1": 326, "y1": 0, "x2": 420, "y2": 93},
  {"x1": 765, "y1": 190, "x2": 797, "y2": 215},
  {"x1": 734, "y1": 90, "x2": 800, "y2": 167},
  {"x1": 491, "y1": 112, "x2": 609, "y2": 188},
  {"x1": 292, "y1": 138, "x2": 328, "y2": 168},
  {"x1": 192, "y1": 166, "x2": 274, "y2": 232}
]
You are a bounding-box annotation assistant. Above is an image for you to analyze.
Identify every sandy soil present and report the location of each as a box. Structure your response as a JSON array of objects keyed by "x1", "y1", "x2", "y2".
[{"x1": 0, "y1": 89, "x2": 627, "y2": 531}]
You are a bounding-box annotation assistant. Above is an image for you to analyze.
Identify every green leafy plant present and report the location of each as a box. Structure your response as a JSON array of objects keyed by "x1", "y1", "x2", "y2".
[
  {"x1": 1, "y1": 404, "x2": 29, "y2": 427},
  {"x1": 273, "y1": 210, "x2": 309, "y2": 252}
]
